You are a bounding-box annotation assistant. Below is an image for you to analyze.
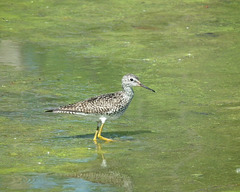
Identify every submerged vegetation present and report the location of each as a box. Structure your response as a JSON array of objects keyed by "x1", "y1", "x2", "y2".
[{"x1": 0, "y1": 0, "x2": 240, "y2": 191}]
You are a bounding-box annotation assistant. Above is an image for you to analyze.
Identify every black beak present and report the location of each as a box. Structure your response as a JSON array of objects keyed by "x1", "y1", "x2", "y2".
[{"x1": 140, "y1": 83, "x2": 155, "y2": 92}]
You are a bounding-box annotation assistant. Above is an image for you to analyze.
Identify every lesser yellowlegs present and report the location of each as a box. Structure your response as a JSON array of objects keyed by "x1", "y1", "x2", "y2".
[{"x1": 46, "y1": 74, "x2": 155, "y2": 142}]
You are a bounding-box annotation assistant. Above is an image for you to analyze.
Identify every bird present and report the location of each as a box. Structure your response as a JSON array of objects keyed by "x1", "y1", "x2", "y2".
[{"x1": 46, "y1": 74, "x2": 155, "y2": 142}]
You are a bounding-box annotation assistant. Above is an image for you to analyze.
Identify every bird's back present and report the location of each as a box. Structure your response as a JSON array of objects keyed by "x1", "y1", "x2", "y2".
[{"x1": 49, "y1": 91, "x2": 133, "y2": 117}]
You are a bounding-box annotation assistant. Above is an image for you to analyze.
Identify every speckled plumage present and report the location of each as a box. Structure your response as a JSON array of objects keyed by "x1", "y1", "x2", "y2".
[
  {"x1": 51, "y1": 91, "x2": 133, "y2": 119},
  {"x1": 46, "y1": 74, "x2": 155, "y2": 142}
]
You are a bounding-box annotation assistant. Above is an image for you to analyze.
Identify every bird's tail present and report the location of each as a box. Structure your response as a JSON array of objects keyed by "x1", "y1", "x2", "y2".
[{"x1": 45, "y1": 109, "x2": 54, "y2": 112}]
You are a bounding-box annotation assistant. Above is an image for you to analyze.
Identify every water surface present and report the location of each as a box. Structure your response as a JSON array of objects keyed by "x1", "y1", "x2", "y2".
[{"x1": 1, "y1": 0, "x2": 240, "y2": 191}]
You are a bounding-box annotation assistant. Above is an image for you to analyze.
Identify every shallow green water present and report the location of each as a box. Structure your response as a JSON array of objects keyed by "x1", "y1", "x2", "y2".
[{"x1": 1, "y1": 0, "x2": 240, "y2": 191}]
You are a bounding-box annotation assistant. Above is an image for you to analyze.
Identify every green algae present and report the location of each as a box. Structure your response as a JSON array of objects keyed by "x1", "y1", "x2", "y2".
[{"x1": 0, "y1": 0, "x2": 240, "y2": 191}]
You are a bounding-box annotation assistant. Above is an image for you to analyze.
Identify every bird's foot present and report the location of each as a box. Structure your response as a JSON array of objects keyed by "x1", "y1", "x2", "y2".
[{"x1": 98, "y1": 135, "x2": 114, "y2": 142}]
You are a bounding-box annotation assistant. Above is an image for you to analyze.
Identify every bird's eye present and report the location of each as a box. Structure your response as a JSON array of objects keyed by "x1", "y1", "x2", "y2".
[{"x1": 130, "y1": 78, "x2": 133, "y2": 81}]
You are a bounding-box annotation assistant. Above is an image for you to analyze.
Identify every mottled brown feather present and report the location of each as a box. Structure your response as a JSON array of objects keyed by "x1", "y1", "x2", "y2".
[{"x1": 51, "y1": 91, "x2": 132, "y2": 116}]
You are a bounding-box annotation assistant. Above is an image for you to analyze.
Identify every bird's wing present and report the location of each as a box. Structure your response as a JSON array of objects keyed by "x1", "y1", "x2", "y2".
[{"x1": 52, "y1": 91, "x2": 126, "y2": 114}]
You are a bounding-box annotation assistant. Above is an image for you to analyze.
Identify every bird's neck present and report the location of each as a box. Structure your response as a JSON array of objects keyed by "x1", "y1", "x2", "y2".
[{"x1": 123, "y1": 86, "x2": 134, "y2": 97}]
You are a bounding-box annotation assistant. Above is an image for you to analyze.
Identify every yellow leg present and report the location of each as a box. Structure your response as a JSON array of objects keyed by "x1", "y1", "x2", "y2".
[
  {"x1": 93, "y1": 130, "x2": 98, "y2": 141},
  {"x1": 93, "y1": 121, "x2": 101, "y2": 143},
  {"x1": 97, "y1": 123, "x2": 114, "y2": 142}
]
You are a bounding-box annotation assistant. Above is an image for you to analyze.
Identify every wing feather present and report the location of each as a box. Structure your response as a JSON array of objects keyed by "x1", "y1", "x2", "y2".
[{"x1": 49, "y1": 91, "x2": 128, "y2": 115}]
